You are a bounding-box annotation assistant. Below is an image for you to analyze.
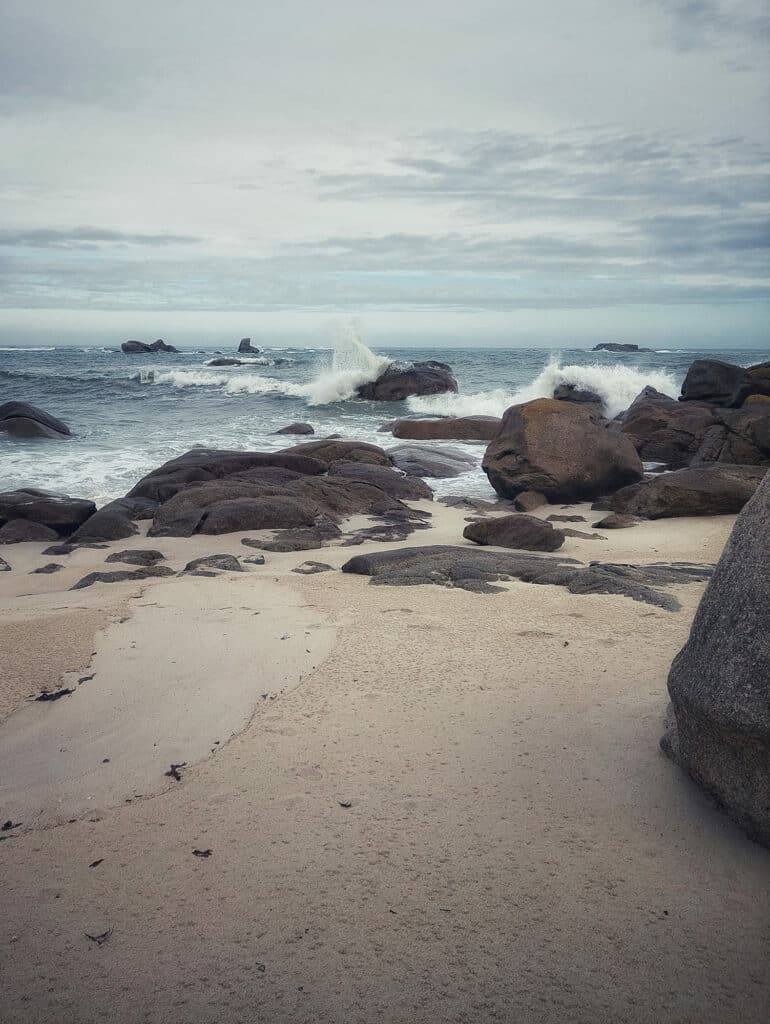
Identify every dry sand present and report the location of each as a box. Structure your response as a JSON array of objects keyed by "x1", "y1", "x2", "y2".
[{"x1": 0, "y1": 502, "x2": 768, "y2": 1023}]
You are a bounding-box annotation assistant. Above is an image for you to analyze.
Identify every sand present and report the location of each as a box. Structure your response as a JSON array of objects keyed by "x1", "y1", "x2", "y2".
[{"x1": 0, "y1": 502, "x2": 768, "y2": 1023}]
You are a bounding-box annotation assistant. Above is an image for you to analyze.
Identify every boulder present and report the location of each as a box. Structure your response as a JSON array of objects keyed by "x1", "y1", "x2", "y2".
[
  {"x1": 679, "y1": 359, "x2": 770, "y2": 407},
  {"x1": 482, "y1": 399, "x2": 644, "y2": 502},
  {"x1": 183, "y1": 554, "x2": 244, "y2": 573},
  {"x1": 463, "y1": 514, "x2": 565, "y2": 552},
  {"x1": 330, "y1": 462, "x2": 433, "y2": 501},
  {"x1": 278, "y1": 439, "x2": 391, "y2": 469},
  {"x1": 591, "y1": 513, "x2": 640, "y2": 529},
  {"x1": 552, "y1": 384, "x2": 602, "y2": 407},
  {"x1": 105, "y1": 549, "x2": 165, "y2": 566},
  {"x1": 0, "y1": 520, "x2": 59, "y2": 544},
  {"x1": 391, "y1": 416, "x2": 501, "y2": 442},
  {"x1": 513, "y1": 491, "x2": 546, "y2": 512},
  {"x1": 620, "y1": 387, "x2": 715, "y2": 467},
  {"x1": 356, "y1": 360, "x2": 458, "y2": 402},
  {"x1": 691, "y1": 405, "x2": 770, "y2": 466},
  {"x1": 596, "y1": 464, "x2": 766, "y2": 518},
  {"x1": 238, "y1": 338, "x2": 259, "y2": 354},
  {"x1": 208, "y1": 357, "x2": 244, "y2": 366},
  {"x1": 0, "y1": 489, "x2": 96, "y2": 535},
  {"x1": 275, "y1": 422, "x2": 314, "y2": 435},
  {"x1": 69, "y1": 497, "x2": 157, "y2": 543},
  {"x1": 0, "y1": 401, "x2": 72, "y2": 440},
  {"x1": 389, "y1": 444, "x2": 476, "y2": 479},
  {"x1": 662, "y1": 470, "x2": 770, "y2": 845}
]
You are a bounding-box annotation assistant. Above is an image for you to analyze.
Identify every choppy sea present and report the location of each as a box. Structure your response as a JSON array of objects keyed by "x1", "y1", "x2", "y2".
[{"x1": 1, "y1": 332, "x2": 767, "y2": 505}]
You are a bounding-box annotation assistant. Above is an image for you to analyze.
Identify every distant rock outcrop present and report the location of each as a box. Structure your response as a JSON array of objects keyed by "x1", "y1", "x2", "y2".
[
  {"x1": 121, "y1": 339, "x2": 178, "y2": 354},
  {"x1": 662, "y1": 469, "x2": 770, "y2": 846},
  {"x1": 592, "y1": 343, "x2": 652, "y2": 353},
  {"x1": 238, "y1": 338, "x2": 260, "y2": 354},
  {"x1": 0, "y1": 401, "x2": 72, "y2": 440},
  {"x1": 356, "y1": 360, "x2": 458, "y2": 402}
]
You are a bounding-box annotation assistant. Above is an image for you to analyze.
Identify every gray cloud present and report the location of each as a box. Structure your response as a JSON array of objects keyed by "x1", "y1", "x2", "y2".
[
  {"x1": 0, "y1": 227, "x2": 203, "y2": 249},
  {"x1": 648, "y1": 0, "x2": 770, "y2": 50}
]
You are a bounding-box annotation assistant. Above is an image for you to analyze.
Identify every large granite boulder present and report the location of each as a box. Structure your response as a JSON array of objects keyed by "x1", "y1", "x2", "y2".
[
  {"x1": 330, "y1": 462, "x2": 433, "y2": 502},
  {"x1": 692, "y1": 405, "x2": 770, "y2": 466},
  {"x1": 662, "y1": 470, "x2": 770, "y2": 845},
  {"x1": 388, "y1": 444, "x2": 476, "y2": 479},
  {"x1": 596, "y1": 464, "x2": 766, "y2": 518},
  {"x1": 680, "y1": 359, "x2": 770, "y2": 407},
  {"x1": 620, "y1": 387, "x2": 715, "y2": 467},
  {"x1": 0, "y1": 488, "x2": 96, "y2": 535},
  {"x1": 390, "y1": 416, "x2": 501, "y2": 441},
  {"x1": 277, "y1": 439, "x2": 391, "y2": 469},
  {"x1": 482, "y1": 399, "x2": 643, "y2": 502},
  {"x1": 463, "y1": 514, "x2": 565, "y2": 552},
  {"x1": 356, "y1": 360, "x2": 458, "y2": 402},
  {"x1": 0, "y1": 401, "x2": 72, "y2": 440},
  {"x1": 552, "y1": 384, "x2": 602, "y2": 408}
]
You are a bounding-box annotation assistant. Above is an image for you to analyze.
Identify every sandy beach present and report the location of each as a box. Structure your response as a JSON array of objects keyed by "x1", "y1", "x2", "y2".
[{"x1": 1, "y1": 502, "x2": 768, "y2": 1023}]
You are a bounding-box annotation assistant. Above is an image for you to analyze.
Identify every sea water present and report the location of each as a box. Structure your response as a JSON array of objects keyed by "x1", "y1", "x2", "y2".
[{"x1": 1, "y1": 330, "x2": 767, "y2": 505}]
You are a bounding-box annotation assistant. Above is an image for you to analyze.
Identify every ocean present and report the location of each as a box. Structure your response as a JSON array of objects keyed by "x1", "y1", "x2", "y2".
[{"x1": 1, "y1": 332, "x2": 767, "y2": 506}]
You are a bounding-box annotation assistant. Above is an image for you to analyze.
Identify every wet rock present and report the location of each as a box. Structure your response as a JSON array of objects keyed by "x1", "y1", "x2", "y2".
[
  {"x1": 105, "y1": 549, "x2": 165, "y2": 566},
  {"x1": 552, "y1": 384, "x2": 602, "y2": 406},
  {"x1": 292, "y1": 561, "x2": 333, "y2": 575},
  {"x1": 595, "y1": 464, "x2": 766, "y2": 519},
  {"x1": 620, "y1": 387, "x2": 715, "y2": 467},
  {"x1": 0, "y1": 401, "x2": 72, "y2": 440},
  {"x1": 356, "y1": 360, "x2": 458, "y2": 402},
  {"x1": 679, "y1": 359, "x2": 768, "y2": 407},
  {"x1": 463, "y1": 514, "x2": 565, "y2": 552},
  {"x1": 238, "y1": 338, "x2": 259, "y2": 354},
  {"x1": 438, "y1": 496, "x2": 502, "y2": 512},
  {"x1": 389, "y1": 444, "x2": 476, "y2": 479},
  {"x1": 208, "y1": 357, "x2": 245, "y2": 366},
  {"x1": 71, "y1": 566, "x2": 175, "y2": 589},
  {"x1": 390, "y1": 416, "x2": 501, "y2": 441},
  {"x1": 483, "y1": 399, "x2": 643, "y2": 502},
  {"x1": 30, "y1": 562, "x2": 63, "y2": 574},
  {"x1": 591, "y1": 513, "x2": 641, "y2": 529},
  {"x1": 275, "y1": 422, "x2": 314, "y2": 435},
  {"x1": 513, "y1": 490, "x2": 547, "y2": 512},
  {"x1": 662, "y1": 470, "x2": 770, "y2": 845},
  {"x1": 183, "y1": 554, "x2": 244, "y2": 573},
  {"x1": 342, "y1": 545, "x2": 710, "y2": 607},
  {"x1": 0, "y1": 489, "x2": 96, "y2": 536},
  {"x1": 0, "y1": 520, "x2": 59, "y2": 544}
]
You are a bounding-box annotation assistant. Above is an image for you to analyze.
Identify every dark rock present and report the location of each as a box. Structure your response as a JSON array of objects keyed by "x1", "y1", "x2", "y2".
[
  {"x1": 691, "y1": 405, "x2": 770, "y2": 467},
  {"x1": 591, "y1": 513, "x2": 641, "y2": 529},
  {"x1": 483, "y1": 399, "x2": 643, "y2": 502},
  {"x1": 277, "y1": 439, "x2": 391, "y2": 469},
  {"x1": 513, "y1": 490, "x2": 547, "y2": 512},
  {"x1": 390, "y1": 416, "x2": 501, "y2": 441},
  {"x1": 0, "y1": 401, "x2": 72, "y2": 440},
  {"x1": 149, "y1": 339, "x2": 177, "y2": 353},
  {"x1": 121, "y1": 339, "x2": 178, "y2": 354},
  {"x1": 552, "y1": 384, "x2": 602, "y2": 406},
  {"x1": 560, "y1": 528, "x2": 605, "y2": 540},
  {"x1": 71, "y1": 566, "x2": 174, "y2": 589},
  {"x1": 208, "y1": 357, "x2": 244, "y2": 366},
  {"x1": 463, "y1": 514, "x2": 565, "y2": 552},
  {"x1": 0, "y1": 489, "x2": 96, "y2": 535},
  {"x1": 438, "y1": 496, "x2": 502, "y2": 512},
  {"x1": 70, "y1": 505, "x2": 140, "y2": 544},
  {"x1": 662, "y1": 470, "x2": 770, "y2": 845},
  {"x1": 620, "y1": 387, "x2": 715, "y2": 467},
  {"x1": 292, "y1": 561, "x2": 333, "y2": 575},
  {"x1": 592, "y1": 343, "x2": 651, "y2": 352},
  {"x1": 342, "y1": 545, "x2": 709, "y2": 607},
  {"x1": 0, "y1": 519, "x2": 59, "y2": 544},
  {"x1": 547, "y1": 514, "x2": 586, "y2": 523},
  {"x1": 330, "y1": 462, "x2": 433, "y2": 501},
  {"x1": 105, "y1": 549, "x2": 165, "y2": 567},
  {"x1": 242, "y1": 554, "x2": 266, "y2": 565},
  {"x1": 356, "y1": 360, "x2": 458, "y2": 402},
  {"x1": 275, "y1": 422, "x2": 314, "y2": 435},
  {"x1": 238, "y1": 338, "x2": 259, "y2": 354},
  {"x1": 343, "y1": 522, "x2": 422, "y2": 544},
  {"x1": 42, "y1": 544, "x2": 76, "y2": 555},
  {"x1": 596, "y1": 464, "x2": 766, "y2": 519},
  {"x1": 389, "y1": 444, "x2": 476, "y2": 479},
  {"x1": 242, "y1": 528, "x2": 327, "y2": 552},
  {"x1": 0, "y1": 555, "x2": 10, "y2": 571},
  {"x1": 182, "y1": 554, "x2": 244, "y2": 573},
  {"x1": 679, "y1": 359, "x2": 761, "y2": 407},
  {"x1": 30, "y1": 562, "x2": 63, "y2": 574}
]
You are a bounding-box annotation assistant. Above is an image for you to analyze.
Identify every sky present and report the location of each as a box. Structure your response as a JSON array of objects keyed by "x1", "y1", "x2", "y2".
[{"x1": 0, "y1": 0, "x2": 768, "y2": 348}]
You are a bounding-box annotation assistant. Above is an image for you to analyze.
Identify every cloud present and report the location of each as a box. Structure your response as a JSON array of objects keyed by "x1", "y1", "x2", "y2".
[
  {"x1": 647, "y1": 0, "x2": 770, "y2": 51},
  {"x1": 0, "y1": 227, "x2": 204, "y2": 249}
]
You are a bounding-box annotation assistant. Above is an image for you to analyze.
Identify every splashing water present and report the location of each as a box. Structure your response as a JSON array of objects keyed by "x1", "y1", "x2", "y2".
[{"x1": 303, "y1": 322, "x2": 391, "y2": 405}]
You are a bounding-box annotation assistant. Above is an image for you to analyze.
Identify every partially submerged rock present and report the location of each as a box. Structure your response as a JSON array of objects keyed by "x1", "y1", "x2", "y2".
[
  {"x1": 342, "y1": 545, "x2": 710, "y2": 607},
  {"x1": 662, "y1": 470, "x2": 770, "y2": 845},
  {"x1": 356, "y1": 360, "x2": 458, "y2": 402},
  {"x1": 275, "y1": 422, "x2": 314, "y2": 435},
  {"x1": 0, "y1": 401, "x2": 72, "y2": 440},
  {"x1": 238, "y1": 338, "x2": 259, "y2": 354},
  {"x1": 463, "y1": 514, "x2": 565, "y2": 552},
  {"x1": 483, "y1": 399, "x2": 643, "y2": 502},
  {"x1": 121, "y1": 339, "x2": 178, "y2": 354},
  {"x1": 620, "y1": 387, "x2": 715, "y2": 467},
  {"x1": 390, "y1": 416, "x2": 500, "y2": 441},
  {"x1": 596, "y1": 464, "x2": 766, "y2": 519}
]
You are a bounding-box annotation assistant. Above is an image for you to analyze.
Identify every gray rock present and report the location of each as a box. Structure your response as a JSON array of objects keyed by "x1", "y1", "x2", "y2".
[
  {"x1": 662, "y1": 470, "x2": 770, "y2": 845},
  {"x1": 242, "y1": 528, "x2": 327, "y2": 552},
  {"x1": 552, "y1": 384, "x2": 602, "y2": 406},
  {"x1": 592, "y1": 343, "x2": 651, "y2": 352},
  {"x1": 42, "y1": 543, "x2": 76, "y2": 555},
  {"x1": 121, "y1": 339, "x2": 178, "y2": 354},
  {"x1": 620, "y1": 387, "x2": 715, "y2": 467},
  {"x1": 30, "y1": 562, "x2": 64, "y2": 574},
  {"x1": 463, "y1": 514, "x2": 565, "y2": 552},
  {"x1": 0, "y1": 489, "x2": 96, "y2": 535},
  {"x1": 0, "y1": 401, "x2": 72, "y2": 440},
  {"x1": 547, "y1": 514, "x2": 586, "y2": 523},
  {"x1": 591, "y1": 513, "x2": 641, "y2": 529},
  {"x1": 679, "y1": 359, "x2": 756, "y2": 407},
  {"x1": 356, "y1": 360, "x2": 458, "y2": 402},
  {"x1": 0, "y1": 520, "x2": 59, "y2": 544},
  {"x1": 596, "y1": 464, "x2": 766, "y2": 518},
  {"x1": 238, "y1": 338, "x2": 259, "y2": 354},
  {"x1": 182, "y1": 554, "x2": 244, "y2": 573},
  {"x1": 275, "y1": 422, "x2": 314, "y2": 435},
  {"x1": 390, "y1": 416, "x2": 501, "y2": 441},
  {"x1": 292, "y1": 561, "x2": 333, "y2": 575},
  {"x1": 389, "y1": 444, "x2": 476, "y2": 479},
  {"x1": 513, "y1": 490, "x2": 547, "y2": 512},
  {"x1": 330, "y1": 461, "x2": 433, "y2": 501},
  {"x1": 0, "y1": 555, "x2": 11, "y2": 571},
  {"x1": 105, "y1": 549, "x2": 165, "y2": 566},
  {"x1": 242, "y1": 554, "x2": 266, "y2": 565},
  {"x1": 71, "y1": 566, "x2": 175, "y2": 589}
]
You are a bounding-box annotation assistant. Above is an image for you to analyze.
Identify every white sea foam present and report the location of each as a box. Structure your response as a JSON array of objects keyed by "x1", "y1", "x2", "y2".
[
  {"x1": 407, "y1": 358, "x2": 678, "y2": 420},
  {"x1": 303, "y1": 323, "x2": 390, "y2": 405},
  {"x1": 204, "y1": 356, "x2": 273, "y2": 366}
]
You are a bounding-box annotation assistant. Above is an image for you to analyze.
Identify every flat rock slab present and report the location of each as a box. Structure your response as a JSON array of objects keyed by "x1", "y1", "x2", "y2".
[
  {"x1": 105, "y1": 549, "x2": 166, "y2": 566},
  {"x1": 182, "y1": 554, "x2": 244, "y2": 573},
  {"x1": 29, "y1": 563, "x2": 64, "y2": 574},
  {"x1": 341, "y1": 545, "x2": 712, "y2": 608},
  {"x1": 71, "y1": 566, "x2": 175, "y2": 590}
]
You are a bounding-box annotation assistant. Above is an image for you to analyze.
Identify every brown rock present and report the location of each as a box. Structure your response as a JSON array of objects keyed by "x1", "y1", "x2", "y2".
[
  {"x1": 591, "y1": 513, "x2": 641, "y2": 529},
  {"x1": 391, "y1": 416, "x2": 501, "y2": 441},
  {"x1": 513, "y1": 490, "x2": 547, "y2": 512},
  {"x1": 620, "y1": 387, "x2": 715, "y2": 467},
  {"x1": 463, "y1": 514, "x2": 565, "y2": 552},
  {"x1": 595, "y1": 464, "x2": 766, "y2": 518}
]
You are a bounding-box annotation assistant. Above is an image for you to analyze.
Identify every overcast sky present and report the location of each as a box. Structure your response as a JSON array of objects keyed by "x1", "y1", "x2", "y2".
[{"x1": 1, "y1": 0, "x2": 768, "y2": 346}]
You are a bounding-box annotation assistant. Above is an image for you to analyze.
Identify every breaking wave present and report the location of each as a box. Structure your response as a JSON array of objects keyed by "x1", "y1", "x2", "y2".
[
  {"x1": 302, "y1": 323, "x2": 390, "y2": 405},
  {"x1": 407, "y1": 358, "x2": 678, "y2": 420}
]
